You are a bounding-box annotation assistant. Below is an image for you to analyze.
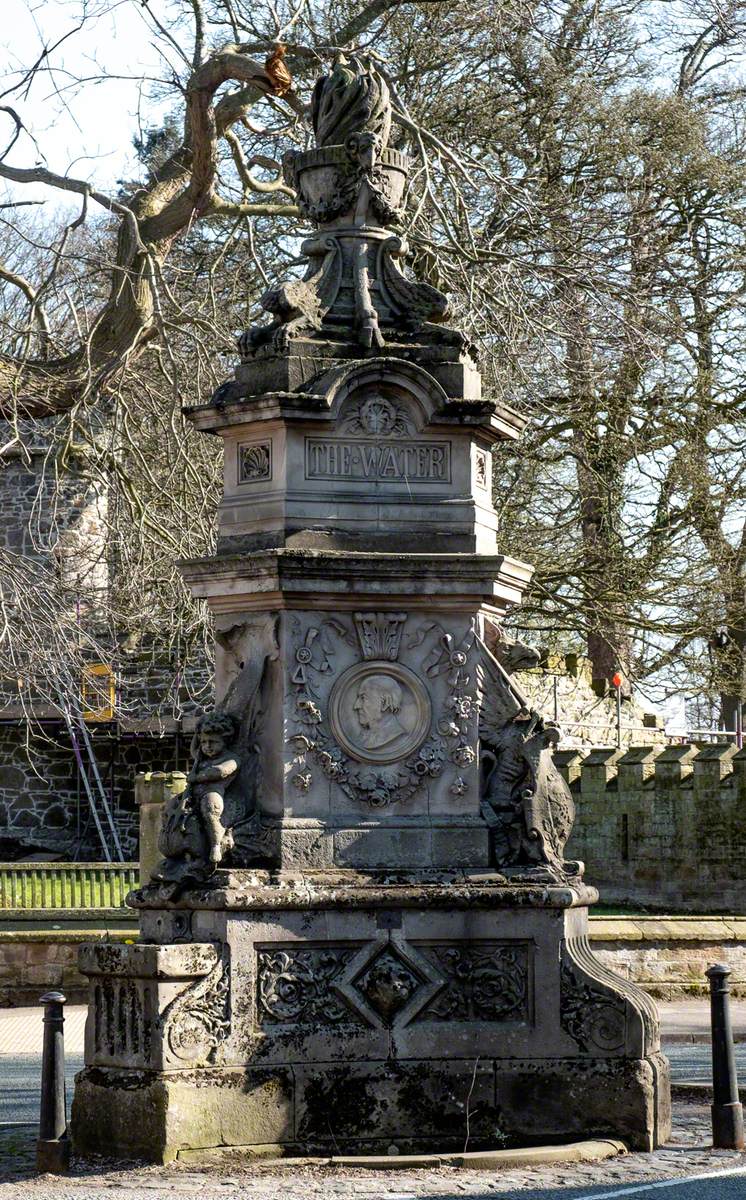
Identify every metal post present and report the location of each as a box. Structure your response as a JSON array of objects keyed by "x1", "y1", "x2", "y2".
[
  {"x1": 616, "y1": 685, "x2": 622, "y2": 750},
  {"x1": 706, "y1": 963, "x2": 745, "y2": 1150},
  {"x1": 37, "y1": 991, "x2": 71, "y2": 1173}
]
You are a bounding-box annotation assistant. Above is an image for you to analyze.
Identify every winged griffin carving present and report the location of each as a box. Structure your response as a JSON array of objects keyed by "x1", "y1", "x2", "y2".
[{"x1": 476, "y1": 636, "x2": 580, "y2": 880}]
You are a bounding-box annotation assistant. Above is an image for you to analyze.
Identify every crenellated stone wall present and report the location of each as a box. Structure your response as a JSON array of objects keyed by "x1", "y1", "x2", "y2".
[{"x1": 562, "y1": 743, "x2": 746, "y2": 911}]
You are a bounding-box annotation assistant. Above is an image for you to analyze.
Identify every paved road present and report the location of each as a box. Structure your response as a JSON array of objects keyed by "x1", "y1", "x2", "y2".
[
  {"x1": 0, "y1": 1053, "x2": 84, "y2": 1128},
  {"x1": 515, "y1": 1173, "x2": 746, "y2": 1197},
  {"x1": 664, "y1": 1041, "x2": 746, "y2": 1080},
  {"x1": 2, "y1": 1002, "x2": 746, "y2": 1198}
]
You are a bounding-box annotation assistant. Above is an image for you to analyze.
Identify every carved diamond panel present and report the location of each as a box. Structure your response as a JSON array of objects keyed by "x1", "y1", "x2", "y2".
[
  {"x1": 255, "y1": 938, "x2": 533, "y2": 1032},
  {"x1": 351, "y1": 946, "x2": 424, "y2": 1023}
]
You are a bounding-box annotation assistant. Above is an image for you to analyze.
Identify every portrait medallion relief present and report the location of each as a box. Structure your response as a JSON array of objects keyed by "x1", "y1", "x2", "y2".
[{"x1": 329, "y1": 661, "x2": 432, "y2": 764}]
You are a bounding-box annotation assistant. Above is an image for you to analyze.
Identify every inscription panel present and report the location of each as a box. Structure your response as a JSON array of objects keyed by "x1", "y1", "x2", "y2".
[{"x1": 305, "y1": 438, "x2": 452, "y2": 483}]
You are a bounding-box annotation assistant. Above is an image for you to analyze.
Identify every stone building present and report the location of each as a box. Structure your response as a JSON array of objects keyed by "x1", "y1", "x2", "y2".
[{"x1": 0, "y1": 426, "x2": 208, "y2": 861}]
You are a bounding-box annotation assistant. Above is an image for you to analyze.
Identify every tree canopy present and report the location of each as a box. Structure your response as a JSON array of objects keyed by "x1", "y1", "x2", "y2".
[{"x1": 1, "y1": 0, "x2": 746, "y2": 729}]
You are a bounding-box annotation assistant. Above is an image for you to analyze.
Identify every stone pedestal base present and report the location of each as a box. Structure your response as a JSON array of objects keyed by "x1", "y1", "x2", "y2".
[{"x1": 71, "y1": 874, "x2": 671, "y2": 1163}]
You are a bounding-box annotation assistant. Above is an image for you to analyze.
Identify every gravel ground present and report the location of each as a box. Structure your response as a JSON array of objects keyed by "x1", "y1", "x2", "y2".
[{"x1": 1, "y1": 1100, "x2": 745, "y2": 1200}]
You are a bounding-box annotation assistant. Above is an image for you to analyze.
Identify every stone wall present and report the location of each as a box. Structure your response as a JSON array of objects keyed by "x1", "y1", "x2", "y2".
[
  {"x1": 563, "y1": 743, "x2": 746, "y2": 911},
  {"x1": 0, "y1": 724, "x2": 191, "y2": 861},
  {"x1": 0, "y1": 924, "x2": 134, "y2": 1006},
  {"x1": 516, "y1": 657, "x2": 666, "y2": 750},
  {"x1": 590, "y1": 917, "x2": 746, "y2": 998}
]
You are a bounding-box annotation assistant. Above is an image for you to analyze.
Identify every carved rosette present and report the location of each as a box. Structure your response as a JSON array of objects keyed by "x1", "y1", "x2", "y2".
[{"x1": 287, "y1": 614, "x2": 477, "y2": 808}]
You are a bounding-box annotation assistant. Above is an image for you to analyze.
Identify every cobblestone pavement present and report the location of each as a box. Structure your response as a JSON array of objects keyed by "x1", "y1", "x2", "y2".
[{"x1": 1, "y1": 1101, "x2": 745, "y2": 1200}]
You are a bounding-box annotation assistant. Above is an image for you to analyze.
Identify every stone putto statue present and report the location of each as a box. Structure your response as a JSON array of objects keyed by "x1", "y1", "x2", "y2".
[{"x1": 154, "y1": 710, "x2": 242, "y2": 885}]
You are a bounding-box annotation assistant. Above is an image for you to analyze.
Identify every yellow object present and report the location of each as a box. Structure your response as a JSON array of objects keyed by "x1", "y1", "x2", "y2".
[{"x1": 81, "y1": 664, "x2": 115, "y2": 722}]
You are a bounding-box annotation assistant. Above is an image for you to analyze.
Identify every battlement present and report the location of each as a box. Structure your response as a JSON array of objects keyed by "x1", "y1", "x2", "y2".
[{"x1": 561, "y1": 743, "x2": 746, "y2": 911}]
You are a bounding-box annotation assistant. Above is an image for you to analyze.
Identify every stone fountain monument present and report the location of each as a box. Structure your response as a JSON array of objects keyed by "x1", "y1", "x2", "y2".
[{"x1": 72, "y1": 56, "x2": 670, "y2": 1162}]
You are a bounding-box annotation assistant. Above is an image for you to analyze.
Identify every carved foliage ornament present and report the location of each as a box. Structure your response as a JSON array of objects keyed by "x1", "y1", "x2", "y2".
[
  {"x1": 418, "y1": 944, "x2": 529, "y2": 1023},
  {"x1": 257, "y1": 946, "x2": 361, "y2": 1025},
  {"x1": 162, "y1": 947, "x2": 231, "y2": 1065},
  {"x1": 560, "y1": 960, "x2": 626, "y2": 1054}
]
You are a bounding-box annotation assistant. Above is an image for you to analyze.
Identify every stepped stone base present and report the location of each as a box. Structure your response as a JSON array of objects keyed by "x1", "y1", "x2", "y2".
[{"x1": 71, "y1": 873, "x2": 671, "y2": 1163}]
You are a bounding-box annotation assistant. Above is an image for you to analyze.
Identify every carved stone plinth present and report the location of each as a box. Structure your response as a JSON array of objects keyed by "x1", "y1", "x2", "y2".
[
  {"x1": 72, "y1": 51, "x2": 670, "y2": 1163},
  {"x1": 72, "y1": 876, "x2": 670, "y2": 1162}
]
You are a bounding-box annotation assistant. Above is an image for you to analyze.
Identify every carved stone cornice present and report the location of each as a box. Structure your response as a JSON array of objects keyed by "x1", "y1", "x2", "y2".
[
  {"x1": 128, "y1": 871, "x2": 598, "y2": 911},
  {"x1": 179, "y1": 549, "x2": 534, "y2": 614}
]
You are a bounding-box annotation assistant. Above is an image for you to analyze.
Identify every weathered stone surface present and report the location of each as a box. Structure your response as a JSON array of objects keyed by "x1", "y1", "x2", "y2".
[
  {"x1": 74, "y1": 53, "x2": 668, "y2": 1162},
  {"x1": 76, "y1": 882, "x2": 669, "y2": 1156},
  {"x1": 567, "y1": 743, "x2": 746, "y2": 910}
]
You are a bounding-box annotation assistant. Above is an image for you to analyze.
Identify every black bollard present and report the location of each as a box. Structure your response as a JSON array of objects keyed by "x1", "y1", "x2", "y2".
[
  {"x1": 36, "y1": 990, "x2": 71, "y2": 1173},
  {"x1": 706, "y1": 963, "x2": 745, "y2": 1150}
]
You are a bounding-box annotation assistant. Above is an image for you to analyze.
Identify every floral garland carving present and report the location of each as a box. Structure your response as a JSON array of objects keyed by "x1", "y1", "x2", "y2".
[{"x1": 288, "y1": 616, "x2": 477, "y2": 808}]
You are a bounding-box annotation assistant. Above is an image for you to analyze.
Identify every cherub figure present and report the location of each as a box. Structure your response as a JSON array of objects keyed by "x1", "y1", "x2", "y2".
[
  {"x1": 154, "y1": 710, "x2": 242, "y2": 886},
  {"x1": 186, "y1": 711, "x2": 241, "y2": 864}
]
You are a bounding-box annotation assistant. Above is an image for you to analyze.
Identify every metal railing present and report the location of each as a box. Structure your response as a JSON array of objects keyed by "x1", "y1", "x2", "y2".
[{"x1": 0, "y1": 862, "x2": 138, "y2": 909}]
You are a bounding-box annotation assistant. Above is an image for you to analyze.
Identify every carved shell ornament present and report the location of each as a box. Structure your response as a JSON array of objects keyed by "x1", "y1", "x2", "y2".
[{"x1": 337, "y1": 393, "x2": 415, "y2": 440}]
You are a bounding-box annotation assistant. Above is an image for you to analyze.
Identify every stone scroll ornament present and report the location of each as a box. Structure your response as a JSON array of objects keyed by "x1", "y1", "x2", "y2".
[
  {"x1": 162, "y1": 947, "x2": 231, "y2": 1065},
  {"x1": 288, "y1": 614, "x2": 478, "y2": 808},
  {"x1": 237, "y1": 54, "x2": 462, "y2": 356},
  {"x1": 476, "y1": 634, "x2": 580, "y2": 880}
]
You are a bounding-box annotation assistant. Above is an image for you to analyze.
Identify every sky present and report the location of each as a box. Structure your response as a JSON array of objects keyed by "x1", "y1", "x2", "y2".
[{"x1": 1, "y1": 0, "x2": 172, "y2": 208}]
